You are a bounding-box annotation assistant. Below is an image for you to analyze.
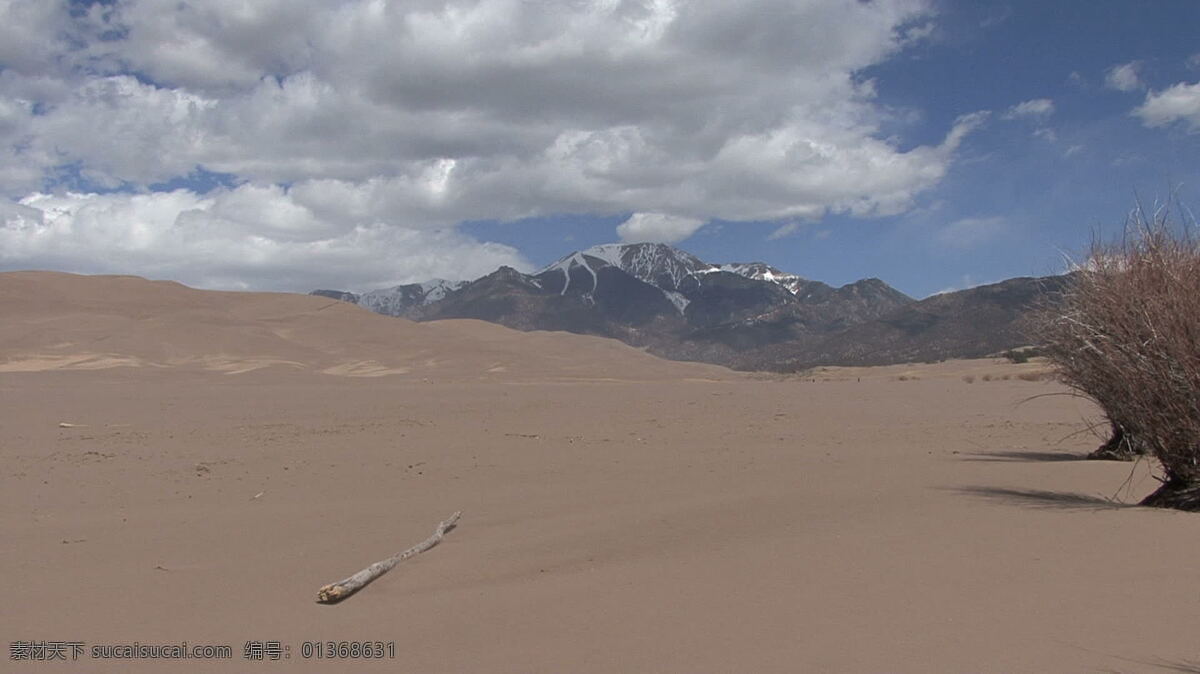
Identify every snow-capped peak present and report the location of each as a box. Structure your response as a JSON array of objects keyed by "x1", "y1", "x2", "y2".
[
  {"x1": 580, "y1": 242, "x2": 716, "y2": 291},
  {"x1": 536, "y1": 243, "x2": 715, "y2": 311},
  {"x1": 536, "y1": 242, "x2": 817, "y2": 308},
  {"x1": 576, "y1": 243, "x2": 627, "y2": 268}
]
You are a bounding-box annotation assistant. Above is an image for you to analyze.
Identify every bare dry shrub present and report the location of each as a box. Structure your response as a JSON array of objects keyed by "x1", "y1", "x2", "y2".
[
  {"x1": 981, "y1": 373, "x2": 993, "y2": 382},
  {"x1": 1038, "y1": 207, "x2": 1200, "y2": 509},
  {"x1": 962, "y1": 374, "x2": 976, "y2": 383},
  {"x1": 1016, "y1": 371, "x2": 1046, "y2": 382}
]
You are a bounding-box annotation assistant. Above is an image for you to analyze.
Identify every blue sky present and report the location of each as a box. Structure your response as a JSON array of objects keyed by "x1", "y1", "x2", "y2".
[
  {"x1": 2, "y1": 1, "x2": 1199, "y2": 297},
  {"x1": 464, "y1": 0, "x2": 1200, "y2": 295}
]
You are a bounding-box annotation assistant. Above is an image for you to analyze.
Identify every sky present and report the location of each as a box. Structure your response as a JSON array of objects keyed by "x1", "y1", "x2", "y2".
[{"x1": 1, "y1": 0, "x2": 1199, "y2": 298}]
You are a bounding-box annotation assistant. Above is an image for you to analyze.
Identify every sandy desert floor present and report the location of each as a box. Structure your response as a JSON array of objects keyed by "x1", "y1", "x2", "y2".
[{"x1": 3, "y1": 272, "x2": 1200, "y2": 673}]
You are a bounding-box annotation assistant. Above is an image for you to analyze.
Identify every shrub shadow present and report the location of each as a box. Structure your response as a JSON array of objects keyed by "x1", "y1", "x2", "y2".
[
  {"x1": 1152, "y1": 660, "x2": 1200, "y2": 673},
  {"x1": 953, "y1": 486, "x2": 1135, "y2": 511},
  {"x1": 1100, "y1": 656, "x2": 1200, "y2": 673},
  {"x1": 961, "y1": 450, "x2": 1086, "y2": 463}
]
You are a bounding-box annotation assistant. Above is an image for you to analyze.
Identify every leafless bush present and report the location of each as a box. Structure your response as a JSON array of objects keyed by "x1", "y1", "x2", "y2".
[
  {"x1": 962, "y1": 374, "x2": 976, "y2": 383},
  {"x1": 1038, "y1": 206, "x2": 1200, "y2": 509}
]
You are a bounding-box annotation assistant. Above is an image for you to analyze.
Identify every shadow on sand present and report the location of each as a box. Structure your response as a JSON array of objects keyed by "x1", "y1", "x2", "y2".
[
  {"x1": 1151, "y1": 660, "x2": 1200, "y2": 673},
  {"x1": 953, "y1": 486, "x2": 1136, "y2": 511},
  {"x1": 960, "y1": 449, "x2": 1087, "y2": 463},
  {"x1": 1100, "y1": 656, "x2": 1200, "y2": 673}
]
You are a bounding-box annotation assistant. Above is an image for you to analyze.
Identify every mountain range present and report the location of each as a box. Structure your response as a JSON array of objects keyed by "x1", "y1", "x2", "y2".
[{"x1": 312, "y1": 242, "x2": 1066, "y2": 371}]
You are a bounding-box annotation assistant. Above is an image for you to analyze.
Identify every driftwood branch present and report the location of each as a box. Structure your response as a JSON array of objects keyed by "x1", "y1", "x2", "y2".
[{"x1": 316, "y1": 511, "x2": 461, "y2": 604}]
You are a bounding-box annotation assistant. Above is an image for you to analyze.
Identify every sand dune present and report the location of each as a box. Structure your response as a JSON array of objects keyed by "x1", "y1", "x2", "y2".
[
  {"x1": 0, "y1": 271, "x2": 727, "y2": 380},
  {"x1": 3, "y1": 271, "x2": 1199, "y2": 672}
]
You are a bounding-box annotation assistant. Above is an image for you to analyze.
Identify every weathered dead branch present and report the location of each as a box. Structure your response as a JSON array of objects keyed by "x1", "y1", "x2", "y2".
[{"x1": 316, "y1": 511, "x2": 461, "y2": 604}]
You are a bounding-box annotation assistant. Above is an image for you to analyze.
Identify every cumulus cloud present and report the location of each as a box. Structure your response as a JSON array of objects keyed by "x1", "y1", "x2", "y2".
[
  {"x1": 0, "y1": 0, "x2": 982, "y2": 288},
  {"x1": 1002, "y1": 98, "x2": 1054, "y2": 119},
  {"x1": 0, "y1": 189, "x2": 529, "y2": 291},
  {"x1": 616, "y1": 212, "x2": 706, "y2": 244},
  {"x1": 1105, "y1": 62, "x2": 1144, "y2": 92},
  {"x1": 1134, "y1": 81, "x2": 1200, "y2": 132}
]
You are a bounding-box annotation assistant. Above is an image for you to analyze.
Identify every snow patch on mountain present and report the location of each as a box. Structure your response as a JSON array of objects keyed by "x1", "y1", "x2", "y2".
[
  {"x1": 577, "y1": 243, "x2": 626, "y2": 269},
  {"x1": 417, "y1": 279, "x2": 466, "y2": 304},
  {"x1": 539, "y1": 244, "x2": 711, "y2": 313},
  {"x1": 539, "y1": 251, "x2": 605, "y2": 295},
  {"x1": 584, "y1": 242, "x2": 715, "y2": 291},
  {"x1": 719, "y1": 262, "x2": 809, "y2": 294},
  {"x1": 345, "y1": 278, "x2": 467, "y2": 316},
  {"x1": 663, "y1": 290, "x2": 690, "y2": 313},
  {"x1": 537, "y1": 242, "x2": 824, "y2": 313}
]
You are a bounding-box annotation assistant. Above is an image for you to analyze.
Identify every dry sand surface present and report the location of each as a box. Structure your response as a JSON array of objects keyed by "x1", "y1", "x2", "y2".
[{"x1": 3, "y1": 271, "x2": 1200, "y2": 673}]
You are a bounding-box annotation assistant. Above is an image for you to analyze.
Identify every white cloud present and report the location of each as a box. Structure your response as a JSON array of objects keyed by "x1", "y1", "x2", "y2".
[
  {"x1": 1105, "y1": 62, "x2": 1144, "y2": 92},
  {"x1": 1000, "y1": 99, "x2": 1055, "y2": 142},
  {"x1": 616, "y1": 212, "x2": 706, "y2": 244},
  {"x1": 1134, "y1": 81, "x2": 1200, "y2": 132},
  {"x1": 934, "y1": 216, "x2": 1006, "y2": 249},
  {"x1": 1002, "y1": 98, "x2": 1054, "y2": 119},
  {"x1": 1033, "y1": 127, "x2": 1057, "y2": 143},
  {"x1": 0, "y1": 2, "x2": 78, "y2": 77},
  {"x1": 0, "y1": 0, "x2": 985, "y2": 288},
  {"x1": 767, "y1": 222, "x2": 801, "y2": 240},
  {"x1": 0, "y1": 189, "x2": 529, "y2": 291}
]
